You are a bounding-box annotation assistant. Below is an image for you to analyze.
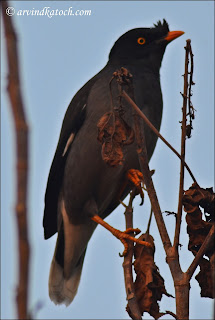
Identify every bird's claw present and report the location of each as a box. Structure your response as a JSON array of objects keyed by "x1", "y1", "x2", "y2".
[
  {"x1": 91, "y1": 214, "x2": 152, "y2": 257},
  {"x1": 113, "y1": 227, "x2": 148, "y2": 257},
  {"x1": 123, "y1": 228, "x2": 141, "y2": 235}
]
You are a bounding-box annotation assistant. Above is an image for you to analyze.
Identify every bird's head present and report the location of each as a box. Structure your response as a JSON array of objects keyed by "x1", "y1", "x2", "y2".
[{"x1": 109, "y1": 19, "x2": 184, "y2": 70}]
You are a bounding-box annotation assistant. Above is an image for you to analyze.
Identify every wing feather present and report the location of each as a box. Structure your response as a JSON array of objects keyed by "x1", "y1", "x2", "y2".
[{"x1": 43, "y1": 76, "x2": 99, "y2": 239}]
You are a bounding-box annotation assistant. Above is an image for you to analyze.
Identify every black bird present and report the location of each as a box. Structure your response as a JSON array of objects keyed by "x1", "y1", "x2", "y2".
[{"x1": 43, "y1": 20, "x2": 184, "y2": 306}]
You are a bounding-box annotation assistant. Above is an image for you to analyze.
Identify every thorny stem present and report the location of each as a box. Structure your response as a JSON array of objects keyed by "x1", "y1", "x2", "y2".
[
  {"x1": 2, "y1": 1, "x2": 30, "y2": 319},
  {"x1": 174, "y1": 39, "x2": 192, "y2": 249},
  {"x1": 121, "y1": 90, "x2": 197, "y2": 184},
  {"x1": 188, "y1": 44, "x2": 195, "y2": 131},
  {"x1": 186, "y1": 224, "x2": 215, "y2": 280},
  {"x1": 123, "y1": 191, "x2": 142, "y2": 320}
]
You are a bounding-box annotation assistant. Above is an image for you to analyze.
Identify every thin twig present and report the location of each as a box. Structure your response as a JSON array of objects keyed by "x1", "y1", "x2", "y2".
[
  {"x1": 132, "y1": 103, "x2": 172, "y2": 253},
  {"x1": 173, "y1": 39, "x2": 192, "y2": 249},
  {"x1": 2, "y1": 1, "x2": 30, "y2": 319},
  {"x1": 165, "y1": 310, "x2": 179, "y2": 320},
  {"x1": 146, "y1": 208, "x2": 153, "y2": 234},
  {"x1": 123, "y1": 191, "x2": 142, "y2": 320},
  {"x1": 186, "y1": 224, "x2": 215, "y2": 281},
  {"x1": 121, "y1": 90, "x2": 197, "y2": 183}
]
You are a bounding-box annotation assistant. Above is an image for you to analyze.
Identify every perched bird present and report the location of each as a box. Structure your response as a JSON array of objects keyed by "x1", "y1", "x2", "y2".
[{"x1": 43, "y1": 19, "x2": 184, "y2": 306}]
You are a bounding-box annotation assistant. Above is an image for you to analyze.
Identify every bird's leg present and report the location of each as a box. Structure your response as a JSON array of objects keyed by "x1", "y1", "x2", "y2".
[
  {"x1": 91, "y1": 169, "x2": 153, "y2": 256},
  {"x1": 91, "y1": 214, "x2": 152, "y2": 256}
]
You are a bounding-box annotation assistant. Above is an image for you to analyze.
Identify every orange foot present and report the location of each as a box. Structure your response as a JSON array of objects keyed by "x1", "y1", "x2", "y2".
[
  {"x1": 91, "y1": 214, "x2": 152, "y2": 256},
  {"x1": 126, "y1": 169, "x2": 145, "y2": 204},
  {"x1": 118, "y1": 169, "x2": 145, "y2": 207}
]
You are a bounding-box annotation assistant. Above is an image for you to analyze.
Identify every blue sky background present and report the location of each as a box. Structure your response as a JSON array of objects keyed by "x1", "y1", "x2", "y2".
[{"x1": 1, "y1": 1, "x2": 214, "y2": 319}]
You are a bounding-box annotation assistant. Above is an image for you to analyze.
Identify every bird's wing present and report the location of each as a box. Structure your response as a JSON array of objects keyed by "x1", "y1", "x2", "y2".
[{"x1": 43, "y1": 76, "x2": 99, "y2": 239}]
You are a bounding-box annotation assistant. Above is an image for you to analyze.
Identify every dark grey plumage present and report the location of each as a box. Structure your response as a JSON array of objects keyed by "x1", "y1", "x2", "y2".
[{"x1": 43, "y1": 20, "x2": 184, "y2": 305}]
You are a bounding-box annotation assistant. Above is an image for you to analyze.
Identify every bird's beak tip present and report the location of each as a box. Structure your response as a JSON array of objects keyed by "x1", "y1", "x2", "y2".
[{"x1": 165, "y1": 31, "x2": 185, "y2": 42}]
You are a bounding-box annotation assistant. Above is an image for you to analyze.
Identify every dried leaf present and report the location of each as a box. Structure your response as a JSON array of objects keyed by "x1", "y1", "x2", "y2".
[
  {"x1": 97, "y1": 112, "x2": 114, "y2": 142},
  {"x1": 183, "y1": 182, "x2": 215, "y2": 299},
  {"x1": 195, "y1": 258, "x2": 215, "y2": 298},
  {"x1": 112, "y1": 67, "x2": 133, "y2": 87},
  {"x1": 183, "y1": 182, "x2": 214, "y2": 257},
  {"x1": 127, "y1": 233, "x2": 173, "y2": 319},
  {"x1": 97, "y1": 111, "x2": 134, "y2": 167},
  {"x1": 101, "y1": 139, "x2": 124, "y2": 167}
]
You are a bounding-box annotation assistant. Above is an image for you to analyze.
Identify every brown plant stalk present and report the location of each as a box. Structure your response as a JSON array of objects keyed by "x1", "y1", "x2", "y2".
[
  {"x1": 174, "y1": 39, "x2": 193, "y2": 249},
  {"x1": 2, "y1": 1, "x2": 30, "y2": 319},
  {"x1": 123, "y1": 191, "x2": 142, "y2": 320}
]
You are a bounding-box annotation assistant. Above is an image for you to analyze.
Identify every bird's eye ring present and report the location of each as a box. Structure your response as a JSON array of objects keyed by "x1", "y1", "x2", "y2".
[{"x1": 137, "y1": 37, "x2": 146, "y2": 45}]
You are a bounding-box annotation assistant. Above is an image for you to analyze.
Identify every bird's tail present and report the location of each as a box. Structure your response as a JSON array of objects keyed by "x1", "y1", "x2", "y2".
[
  {"x1": 49, "y1": 246, "x2": 86, "y2": 306},
  {"x1": 49, "y1": 200, "x2": 96, "y2": 306}
]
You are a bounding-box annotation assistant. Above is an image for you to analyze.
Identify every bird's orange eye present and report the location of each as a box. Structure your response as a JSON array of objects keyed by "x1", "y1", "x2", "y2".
[{"x1": 137, "y1": 37, "x2": 146, "y2": 45}]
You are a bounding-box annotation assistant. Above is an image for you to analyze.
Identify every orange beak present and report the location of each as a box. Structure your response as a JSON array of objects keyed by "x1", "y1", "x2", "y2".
[{"x1": 165, "y1": 31, "x2": 185, "y2": 42}]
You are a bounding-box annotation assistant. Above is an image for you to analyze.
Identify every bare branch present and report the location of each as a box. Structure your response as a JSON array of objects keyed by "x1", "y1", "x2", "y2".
[
  {"x1": 146, "y1": 208, "x2": 153, "y2": 234},
  {"x1": 2, "y1": 1, "x2": 30, "y2": 319},
  {"x1": 131, "y1": 97, "x2": 172, "y2": 253}
]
